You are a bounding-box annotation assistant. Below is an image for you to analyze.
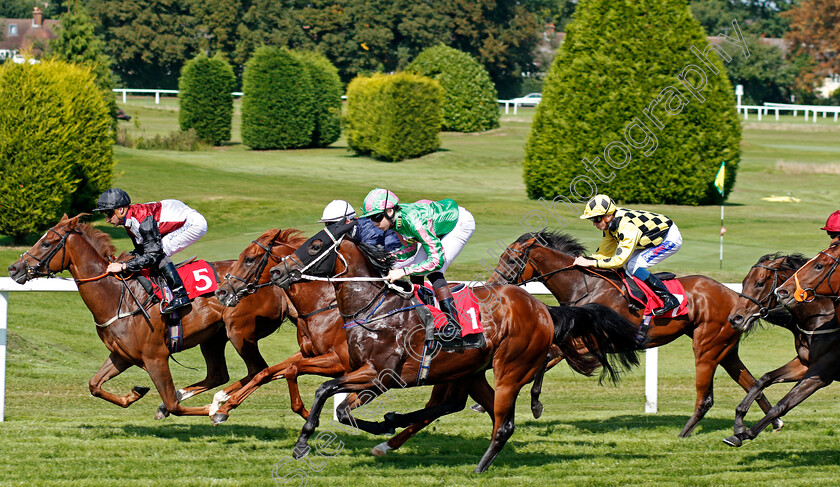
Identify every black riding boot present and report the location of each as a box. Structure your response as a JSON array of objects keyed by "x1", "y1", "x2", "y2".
[
  {"x1": 160, "y1": 262, "x2": 190, "y2": 314},
  {"x1": 433, "y1": 286, "x2": 485, "y2": 351},
  {"x1": 643, "y1": 274, "x2": 679, "y2": 316}
]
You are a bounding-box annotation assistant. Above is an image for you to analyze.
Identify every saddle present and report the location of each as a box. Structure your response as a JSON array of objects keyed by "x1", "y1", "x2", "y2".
[
  {"x1": 138, "y1": 259, "x2": 220, "y2": 306},
  {"x1": 617, "y1": 270, "x2": 687, "y2": 318},
  {"x1": 412, "y1": 283, "x2": 485, "y2": 337}
]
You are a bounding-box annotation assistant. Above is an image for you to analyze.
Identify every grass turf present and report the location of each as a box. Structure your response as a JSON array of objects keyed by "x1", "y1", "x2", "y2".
[{"x1": 1, "y1": 103, "x2": 840, "y2": 485}]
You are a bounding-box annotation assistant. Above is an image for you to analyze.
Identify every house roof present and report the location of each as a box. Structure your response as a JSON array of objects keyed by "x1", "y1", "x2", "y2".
[{"x1": 0, "y1": 17, "x2": 59, "y2": 56}]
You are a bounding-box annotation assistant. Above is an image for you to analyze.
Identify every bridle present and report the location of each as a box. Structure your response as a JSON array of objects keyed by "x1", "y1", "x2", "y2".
[
  {"x1": 496, "y1": 243, "x2": 626, "y2": 302},
  {"x1": 788, "y1": 249, "x2": 840, "y2": 304},
  {"x1": 737, "y1": 263, "x2": 786, "y2": 319},
  {"x1": 223, "y1": 238, "x2": 297, "y2": 303},
  {"x1": 20, "y1": 227, "x2": 74, "y2": 279}
]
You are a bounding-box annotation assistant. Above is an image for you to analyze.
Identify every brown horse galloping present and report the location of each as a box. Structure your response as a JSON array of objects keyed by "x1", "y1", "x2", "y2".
[
  {"x1": 723, "y1": 253, "x2": 836, "y2": 447},
  {"x1": 213, "y1": 228, "x2": 506, "y2": 457},
  {"x1": 269, "y1": 222, "x2": 640, "y2": 472},
  {"x1": 7, "y1": 214, "x2": 292, "y2": 417},
  {"x1": 490, "y1": 230, "x2": 782, "y2": 437}
]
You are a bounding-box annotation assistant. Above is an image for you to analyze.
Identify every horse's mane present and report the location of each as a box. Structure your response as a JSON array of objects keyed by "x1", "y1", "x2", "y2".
[
  {"x1": 757, "y1": 252, "x2": 809, "y2": 271},
  {"x1": 517, "y1": 230, "x2": 588, "y2": 256},
  {"x1": 76, "y1": 223, "x2": 117, "y2": 258},
  {"x1": 262, "y1": 228, "x2": 308, "y2": 248},
  {"x1": 356, "y1": 241, "x2": 396, "y2": 276}
]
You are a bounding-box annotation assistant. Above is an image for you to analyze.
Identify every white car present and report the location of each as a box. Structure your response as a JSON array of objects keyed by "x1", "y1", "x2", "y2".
[{"x1": 511, "y1": 93, "x2": 542, "y2": 107}]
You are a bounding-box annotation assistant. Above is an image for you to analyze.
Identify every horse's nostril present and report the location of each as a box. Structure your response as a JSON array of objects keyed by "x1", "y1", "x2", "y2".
[
  {"x1": 730, "y1": 315, "x2": 743, "y2": 325},
  {"x1": 777, "y1": 289, "x2": 789, "y2": 298}
]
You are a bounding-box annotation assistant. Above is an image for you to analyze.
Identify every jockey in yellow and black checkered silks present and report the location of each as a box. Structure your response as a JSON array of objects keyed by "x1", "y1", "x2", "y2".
[{"x1": 575, "y1": 194, "x2": 683, "y2": 317}]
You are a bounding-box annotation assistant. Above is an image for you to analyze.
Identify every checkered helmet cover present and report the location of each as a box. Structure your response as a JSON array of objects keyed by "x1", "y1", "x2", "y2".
[
  {"x1": 580, "y1": 194, "x2": 616, "y2": 219},
  {"x1": 359, "y1": 189, "x2": 399, "y2": 218}
]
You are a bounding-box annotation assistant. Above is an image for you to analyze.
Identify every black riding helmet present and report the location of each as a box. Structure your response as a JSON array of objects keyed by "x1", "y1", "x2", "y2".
[{"x1": 93, "y1": 188, "x2": 131, "y2": 212}]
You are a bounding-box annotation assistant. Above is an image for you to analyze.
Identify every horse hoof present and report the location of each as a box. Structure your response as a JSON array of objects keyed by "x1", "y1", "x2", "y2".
[
  {"x1": 772, "y1": 418, "x2": 784, "y2": 432},
  {"x1": 154, "y1": 406, "x2": 170, "y2": 420},
  {"x1": 532, "y1": 402, "x2": 544, "y2": 419},
  {"x1": 371, "y1": 442, "x2": 390, "y2": 457},
  {"x1": 133, "y1": 386, "x2": 150, "y2": 397},
  {"x1": 722, "y1": 435, "x2": 742, "y2": 448},
  {"x1": 470, "y1": 403, "x2": 485, "y2": 413},
  {"x1": 211, "y1": 413, "x2": 229, "y2": 426},
  {"x1": 293, "y1": 444, "x2": 310, "y2": 459}
]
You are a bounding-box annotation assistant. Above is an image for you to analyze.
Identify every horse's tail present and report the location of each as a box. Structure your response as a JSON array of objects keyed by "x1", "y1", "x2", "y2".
[{"x1": 549, "y1": 303, "x2": 641, "y2": 384}]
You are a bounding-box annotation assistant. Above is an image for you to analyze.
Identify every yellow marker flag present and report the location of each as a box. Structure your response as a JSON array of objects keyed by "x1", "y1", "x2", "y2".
[{"x1": 714, "y1": 161, "x2": 725, "y2": 196}]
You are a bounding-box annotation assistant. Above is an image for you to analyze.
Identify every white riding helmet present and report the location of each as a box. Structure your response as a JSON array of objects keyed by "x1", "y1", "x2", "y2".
[{"x1": 319, "y1": 199, "x2": 357, "y2": 223}]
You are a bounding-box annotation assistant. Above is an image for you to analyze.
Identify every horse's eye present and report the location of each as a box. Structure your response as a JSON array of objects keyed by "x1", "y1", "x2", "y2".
[
  {"x1": 41, "y1": 241, "x2": 51, "y2": 248},
  {"x1": 308, "y1": 239, "x2": 324, "y2": 255},
  {"x1": 754, "y1": 281, "x2": 764, "y2": 288},
  {"x1": 244, "y1": 257, "x2": 254, "y2": 265},
  {"x1": 815, "y1": 263, "x2": 825, "y2": 270}
]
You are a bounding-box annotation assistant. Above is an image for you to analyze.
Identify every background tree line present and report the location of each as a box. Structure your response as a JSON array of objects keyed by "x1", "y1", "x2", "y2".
[{"x1": 3, "y1": 0, "x2": 837, "y2": 102}]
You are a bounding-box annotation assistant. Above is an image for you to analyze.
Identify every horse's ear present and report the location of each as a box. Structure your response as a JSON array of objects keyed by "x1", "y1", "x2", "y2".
[
  {"x1": 60, "y1": 213, "x2": 69, "y2": 221},
  {"x1": 271, "y1": 228, "x2": 285, "y2": 242}
]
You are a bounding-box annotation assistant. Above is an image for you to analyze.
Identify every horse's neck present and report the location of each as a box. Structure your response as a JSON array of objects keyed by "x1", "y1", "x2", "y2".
[
  {"x1": 67, "y1": 235, "x2": 127, "y2": 324},
  {"x1": 532, "y1": 248, "x2": 583, "y2": 301}
]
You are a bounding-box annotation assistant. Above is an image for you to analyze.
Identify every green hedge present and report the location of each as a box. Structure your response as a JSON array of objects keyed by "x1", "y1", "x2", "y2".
[
  {"x1": 345, "y1": 73, "x2": 443, "y2": 162},
  {"x1": 241, "y1": 46, "x2": 315, "y2": 150},
  {"x1": 292, "y1": 50, "x2": 342, "y2": 147},
  {"x1": 407, "y1": 45, "x2": 499, "y2": 133},
  {"x1": 178, "y1": 53, "x2": 236, "y2": 145},
  {"x1": 523, "y1": 0, "x2": 740, "y2": 205},
  {"x1": 0, "y1": 59, "x2": 113, "y2": 241}
]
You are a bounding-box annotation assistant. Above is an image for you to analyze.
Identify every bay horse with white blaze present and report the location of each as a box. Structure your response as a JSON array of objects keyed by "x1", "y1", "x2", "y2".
[
  {"x1": 490, "y1": 231, "x2": 782, "y2": 437},
  {"x1": 723, "y1": 253, "x2": 837, "y2": 447},
  {"x1": 7, "y1": 214, "x2": 292, "y2": 417},
  {"x1": 269, "y1": 222, "x2": 641, "y2": 472}
]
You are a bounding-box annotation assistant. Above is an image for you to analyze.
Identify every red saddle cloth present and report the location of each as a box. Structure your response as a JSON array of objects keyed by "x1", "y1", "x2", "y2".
[
  {"x1": 413, "y1": 283, "x2": 484, "y2": 337},
  {"x1": 141, "y1": 260, "x2": 218, "y2": 301},
  {"x1": 629, "y1": 275, "x2": 688, "y2": 318}
]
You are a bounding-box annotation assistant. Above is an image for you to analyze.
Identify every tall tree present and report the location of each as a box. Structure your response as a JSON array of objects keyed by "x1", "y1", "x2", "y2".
[
  {"x1": 445, "y1": 0, "x2": 542, "y2": 98},
  {"x1": 50, "y1": 5, "x2": 118, "y2": 124},
  {"x1": 784, "y1": 0, "x2": 840, "y2": 91},
  {"x1": 86, "y1": 0, "x2": 199, "y2": 88},
  {"x1": 524, "y1": 0, "x2": 741, "y2": 205}
]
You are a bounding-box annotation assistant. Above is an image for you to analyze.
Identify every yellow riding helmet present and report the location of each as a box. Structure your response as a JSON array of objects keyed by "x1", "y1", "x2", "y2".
[{"x1": 580, "y1": 194, "x2": 616, "y2": 219}]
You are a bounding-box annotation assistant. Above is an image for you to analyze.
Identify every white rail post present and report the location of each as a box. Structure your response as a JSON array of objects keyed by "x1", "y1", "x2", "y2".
[
  {"x1": 155, "y1": 91, "x2": 161, "y2": 105},
  {"x1": 122, "y1": 90, "x2": 126, "y2": 103},
  {"x1": 0, "y1": 291, "x2": 8, "y2": 422},
  {"x1": 333, "y1": 392, "x2": 348, "y2": 420},
  {"x1": 645, "y1": 348, "x2": 658, "y2": 413}
]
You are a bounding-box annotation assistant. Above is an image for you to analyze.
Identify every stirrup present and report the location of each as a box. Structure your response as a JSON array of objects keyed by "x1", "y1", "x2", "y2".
[
  {"x1": 652, "y1": 300, "x2": 678, "y2": 317},
  {"x1": 162, "y1": 293, "x2": 190, "y2": 314}
]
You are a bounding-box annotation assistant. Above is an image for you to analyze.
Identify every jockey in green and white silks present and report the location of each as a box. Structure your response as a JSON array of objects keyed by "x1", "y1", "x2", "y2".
[{"x1": 359, "y1": 188, "x2": 483, "y2": 350}]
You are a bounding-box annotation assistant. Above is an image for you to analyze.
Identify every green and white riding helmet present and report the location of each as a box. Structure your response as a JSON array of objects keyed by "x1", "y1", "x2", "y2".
[{"x1": 359, "y1": 188, "x2": 399, "y2": 218}]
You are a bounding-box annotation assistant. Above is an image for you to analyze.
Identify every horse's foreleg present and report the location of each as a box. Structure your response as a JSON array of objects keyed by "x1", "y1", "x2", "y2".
[
  {"x1": 89, "y1": 353, "x2": 148, "y2": 407},
  {"x1": 295, "y1": 364, "x2": 379, "y2": 459},
  {"x1": 681, "y1": 357, "x2": 715, "y2": 438},
  {"x1": 210, "y1": 351, "x2": 306, "y2": 424},
  {"x1": 373, "y1": 376, "x2": 495, "y2": 457},
  {"x1": 157, "y1": 329, "x2": 230, "y2": 420},
  {"x1": 719, "y1": 348, "x2": 784, "y2": 433},
  {"x1": 731, "y1": 357, "x2": 807, "y2": 435},
  {"x1": 724, "y1": 371, "x2": 832, "y2": 447},
  {"x1": 284, "y1": 351, "x2": 347, "y2": 419},
  {"x1": 145, "y1": 358, "x2": 211, "y2": 416}
]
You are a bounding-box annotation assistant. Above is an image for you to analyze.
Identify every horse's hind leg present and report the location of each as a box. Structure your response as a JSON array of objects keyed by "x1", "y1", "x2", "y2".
[
  {"x1": 732, "y1": 357, "x2": 807, "y2": 435},
  {"x1": 719, "y1": 348, "x2": 785, "y2": 432},
  {"x1": 475, "y1": 383, "x2": 519, "y2": 473},
  {"x1": 145, "y1": 357, "x2": 212, "y2": 416},
  {"x1": 157, "y1": 328, "x2": 230, "y2": 420},
  {"x1": 90, "y1": 353, "x2": 149, "y2": 407}
]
